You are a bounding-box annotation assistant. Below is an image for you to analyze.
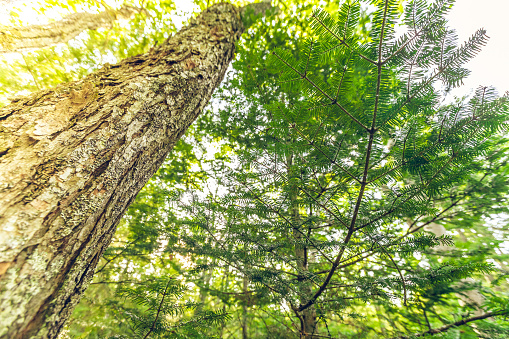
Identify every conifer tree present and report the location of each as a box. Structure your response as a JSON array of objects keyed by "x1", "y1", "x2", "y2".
[{"x1": 168, "y1": 0, "x2": 509, "y2": 337}]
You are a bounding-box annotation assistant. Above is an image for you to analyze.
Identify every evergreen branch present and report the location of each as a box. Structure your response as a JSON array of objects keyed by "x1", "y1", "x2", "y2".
[
  {"x1": 142, "y1": 278, "x2": 171, "y2": 339},
  {"x1": 240, "y1": 181, "x2": 336, "y2": 266},
  {"x1": 181, "y1": 199, "x2": 304, "y2": 289},
  {"x1": 332, "y1": 5, "x2": 356, "y2": 101},
  {"x1": 438, "y1": 29, "x2": 448, "y2": 72},
  {"x1": 271, "y1": 51, "x2": 369, "y2": 131},
  {"x1": 204, "y1": 218, "x2": 321, "y2": 299},
  {"x1": 334, "y1": 55, "x2": 351, "y2": 101},
  {"x1": 405, "y1": 197, "x2": 461, "y2": 236},
  {"x1": 402, "y1": 171, "x2": 490, "y2": 237},
  {"x1": 378, "y1": 68, "x2": 440, "y2": 128},
  {"x1": 259, "y1": 307, "x2": 300, "y2": 335},
  {"x1": 200, "y1": 226, "x2": 302, "y2": 298},
  {"x1": 392, "y1": 311, "x2": 509, "y2": 338},
  {"x1": 310, "y1": 10, "x2": 377, "y2": 65},
  {"x1": 290, "y1": 124, "x2": 361, "y2": 184},
  {"x1": 313, "y1": 249, "x2": 375, "y2": 275},
  {"x1": 407, "y1": 0, "x2": 421, "y2": 36},
  {"x1": 246, "y1": 64, "x2": 275, "y2": 122},
  {"x1": 382, "y1": 27, "x2": 424, "y2": 65},
  {"x1": 377, "y1": 0, "x2": 390, "y2": 67},
  {"x1": 368, "y1": 108, "x2": 486, "y2": 186},
  {"x1": 304, "y1": 39, "x2": 313, "y2": 77},
  {"x1": 355, "y1": 151, "x2": 459, "y2": 233},
  {"x1": 380, "y1": 27, "x2": 490, "y2": 129},
  {"x1": 202, "y1": 287, "x2": 257, "y2": 296},
  {"x1": 217, "y1": 226, "x2": 299, "y2": 275},
  {"x1": 90, "y1": 280, "x2": 148, "y2": 285},
  {"x1": 289, "y1": 303, "x2": 306, "y2": 337},
  {"x1": 293, "y1": 138, "x2": 348, "y2": 202},
  {"x1": 316, "y1": 42, "x2": 348, "y2": 59},
  {"x1": 306, "y1": 101, "x2": 335, "y2": 112},
  {"x1": 249, "y1": 261, "x2": 301, "y2": 278},
  {"x1": 95, "y1": 236, "x2": 139, "y2": 275},
  {"x1": 310, "y1": 120, "x2": 326, "y2": 145},
  {"x1": 385, "y1": 257, "x2": 408, "y2": 305},
  {"x1": 423, "y1": 308, "x2": 432, "y2": 332},
  {"x1": 298, "y1": 2, "x2": 391, "y2": 312},
  {"x1": 405, "y1": 44, "x2": 425, "y2": 98},
  {"x1": 361, "y1": 229, "x2": 408, "y2": 306},
  {"x1": 110, "y1": 302, "x2": 138, "y2": 335},
  {"x1": 325, "y1": 282, "x2": 353, "y2": 288},
  {"x1": 297, "y1": 185, "x2": 349, "y2": 228}
]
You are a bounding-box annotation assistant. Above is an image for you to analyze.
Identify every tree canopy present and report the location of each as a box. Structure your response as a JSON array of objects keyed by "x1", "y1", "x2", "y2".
[{"x1": 1, "y1": 0, "x2": 508, "y2": 338}]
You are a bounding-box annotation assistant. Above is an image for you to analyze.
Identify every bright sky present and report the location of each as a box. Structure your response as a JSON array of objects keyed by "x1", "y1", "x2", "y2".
[{"x1": 446, "y1": 0, "x2": 509, "y2": 97}]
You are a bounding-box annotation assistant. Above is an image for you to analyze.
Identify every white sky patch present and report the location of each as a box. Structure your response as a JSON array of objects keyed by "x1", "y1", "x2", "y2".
[
  {"x1": 392, "y1": 0, "x2": 508, "y2": 102},
  {"x1": 447, "y1": 0, "x2": 509, "y2": 97},
  {"x1": 171, "y1": 0, "x2": 200, "y2": 30}
]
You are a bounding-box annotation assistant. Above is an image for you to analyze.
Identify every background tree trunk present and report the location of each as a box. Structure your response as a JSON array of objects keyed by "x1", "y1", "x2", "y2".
[
  {"x1": 242, "y1": 274, "x2": 249, "y2": 339},
  {"x1": 0, "y1": 2, "x2": 271, "y2": 338},
  {"x1": 287, "y1": 153, "x2": 317, "y2": 338},
  {"x1": 0, "y1": 5, "x2": 140, "y2": 54}
]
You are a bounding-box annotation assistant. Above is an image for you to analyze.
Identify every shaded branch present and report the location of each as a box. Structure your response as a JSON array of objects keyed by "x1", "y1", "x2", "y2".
[{"x1": 393, "y1": 311, "x2": 509, "y2": 338}]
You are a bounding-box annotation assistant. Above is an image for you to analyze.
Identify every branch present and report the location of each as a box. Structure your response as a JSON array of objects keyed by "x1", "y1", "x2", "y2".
[
  {"x1": 90, "y1": 280, "x2": 147, "y2": 285},
  {"x1": 291, "y1": 124, "x2": 362, "y2": 184},
  {"x1": 271, "y1": 51, "x2": 369, "y2": 132},
  {"x1": 94, "y1": 237, "x2": 139, "y2": 275},
  {"x1": 311, "y1": 10, "x2": 377, "y2": 65},
  {"x1": 362, "y1": 230, "x2": 408, "y2": 306},
  {"x1": 297, "y1": 0, "x2": 391, "y2": 312},
  {"x1": 392, "y1": 311, "x2": 509, "y2": 338},
  {"x1": 142, "y1": 279, "x2": 172, "y2": 339},
  {"x1": 240, "y1": 181, "x2": 335, "y2": 266}
]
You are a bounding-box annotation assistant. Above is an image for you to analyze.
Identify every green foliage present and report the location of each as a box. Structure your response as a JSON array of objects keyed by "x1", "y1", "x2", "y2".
[
  {"x1": 116, "y1": 277, "x2": 230, "y2": 338},
  {"x1": 165, "y1": 0, "x2": 509, "y2": 337}
]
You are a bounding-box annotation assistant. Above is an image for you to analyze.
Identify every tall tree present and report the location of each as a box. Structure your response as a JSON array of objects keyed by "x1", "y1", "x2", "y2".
[
  {"x1": 0, "y1": 1, "x2": 273, "y2": 338},
  {"x1": 168, "y1": 0, "x2": 509, "y2": 337}
]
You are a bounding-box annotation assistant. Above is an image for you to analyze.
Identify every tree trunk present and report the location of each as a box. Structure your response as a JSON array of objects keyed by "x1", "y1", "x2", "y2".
[
  {"x1": 0, "y1": 5, "x2": 140, "y2": 54},
  {"x1": 287, "y1": 154, "x2": 316, "y2": 338},
  {"x1": 242, "y1": 274, "x2": 249, "y2": 339},
  {"x1": 194, "y1": 258, "x2": 214, "y2": 315},
  {"x1": 0, "y1": 2, "x2": 271, "y2": 338}
]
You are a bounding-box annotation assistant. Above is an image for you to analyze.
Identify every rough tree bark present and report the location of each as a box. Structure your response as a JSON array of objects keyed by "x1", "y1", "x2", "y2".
[
  {"x1": 0, "y1": 2, "x2": 272, "y2": 338},
  {"x1": 0, "y1": 5, "x2": 141, "y2": 54}
]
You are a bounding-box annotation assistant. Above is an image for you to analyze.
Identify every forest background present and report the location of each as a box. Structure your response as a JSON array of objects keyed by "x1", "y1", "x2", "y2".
[{"x1": 1, "y1": 0, "x2": 509, "y2": 338}]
